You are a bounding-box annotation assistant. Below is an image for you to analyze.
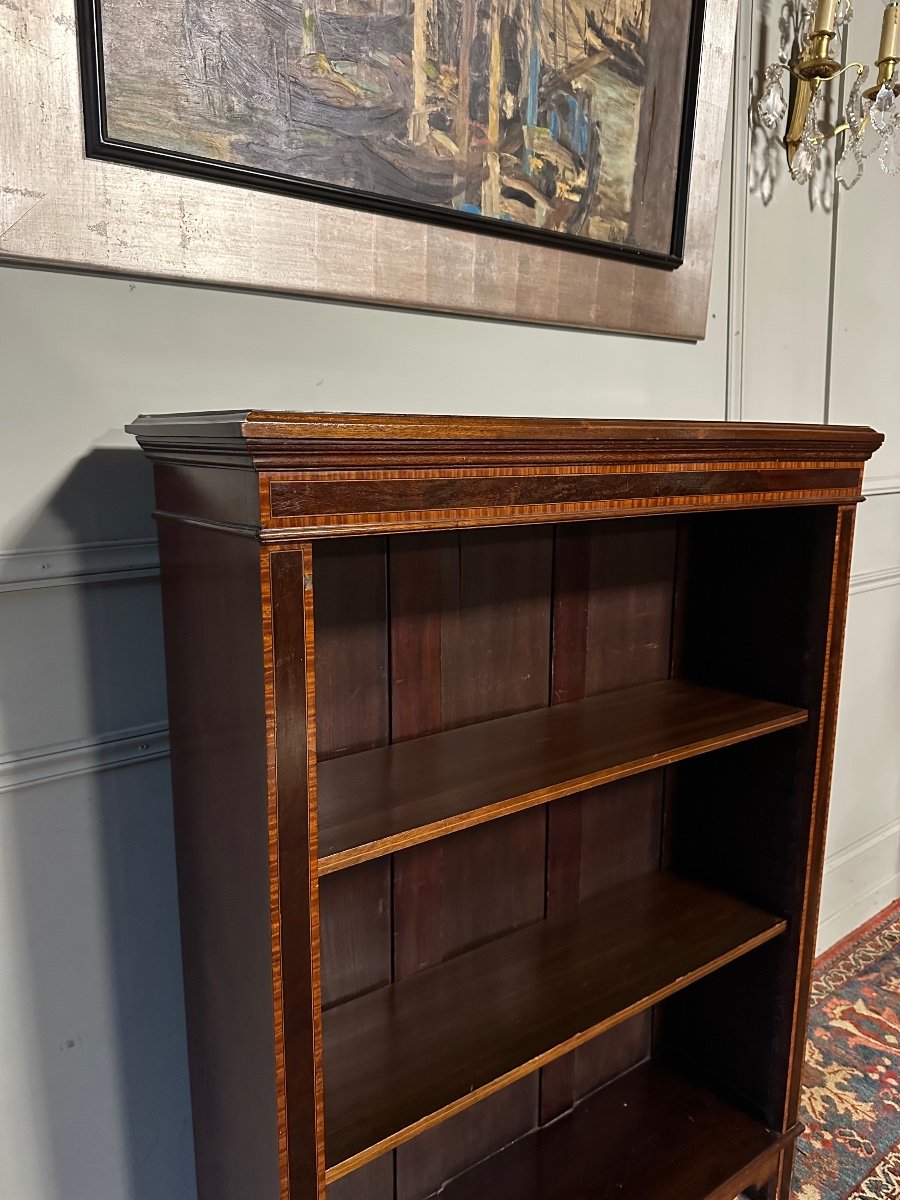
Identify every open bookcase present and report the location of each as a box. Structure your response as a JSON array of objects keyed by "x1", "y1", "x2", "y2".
[{"x1": 129, "y1": 412, "x2": 882, "y2": 1200}]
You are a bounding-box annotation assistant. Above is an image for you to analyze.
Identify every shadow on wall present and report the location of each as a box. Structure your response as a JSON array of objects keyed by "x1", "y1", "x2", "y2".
[{"x1": 0, "y1": 447, "x2": 197, "y2": 1199}]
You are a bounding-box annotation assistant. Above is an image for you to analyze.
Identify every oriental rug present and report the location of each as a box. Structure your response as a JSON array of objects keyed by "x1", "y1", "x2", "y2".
[{"x1": 793, "y1": 899, "x2": 900, "y2": 1199}]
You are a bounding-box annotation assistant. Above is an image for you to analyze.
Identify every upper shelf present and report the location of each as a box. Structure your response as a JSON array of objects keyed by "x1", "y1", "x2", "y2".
[{"x1": 317, "y1": 679, "x2": 807, "y2": 874}]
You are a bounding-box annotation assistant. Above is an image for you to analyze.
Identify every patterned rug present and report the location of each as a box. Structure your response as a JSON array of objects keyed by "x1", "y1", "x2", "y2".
[{"x1": 793, "y1": 899, "x2": 900, "y2": 1199}]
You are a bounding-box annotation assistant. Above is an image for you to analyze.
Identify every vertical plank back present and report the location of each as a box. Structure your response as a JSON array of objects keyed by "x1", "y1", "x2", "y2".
[{"x1": 541, "y1": 519, "x2": 678, "y2": 1121}]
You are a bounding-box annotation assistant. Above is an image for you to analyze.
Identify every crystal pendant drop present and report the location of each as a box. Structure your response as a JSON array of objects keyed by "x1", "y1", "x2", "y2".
[
  {"x1": 792, "y1": 93, "x2": 823, "y2": 184},
  {"x1": 792, "y1": 142, "x2": 817, "y2": 184},
  {"x1": 880, "y1": 130, "x2": 900, "y2": 175},
  {"x1": 836, "y1": 142, "x2": 863, "y2": 188},
  {"x1": 837, "y1": 69, "x2": 867, "y2": 190},
  {"x1": 758, "y1": 69, "x2": 787, "y2": 129},
  {"x1": 870, "y1": 84, "x2": 896, "y2": 134}
]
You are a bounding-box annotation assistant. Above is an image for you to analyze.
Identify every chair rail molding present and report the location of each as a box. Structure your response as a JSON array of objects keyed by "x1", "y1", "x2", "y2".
[
  {"x1": 848, "y1": 565, "x2": 900, "y2": 596},
  {"x1": 0, "y1": 723, "x2": 170, "y2": 793},
  {"x1": 863, "y1": 475, "x2": 900, "y2": 497},
  {"x1": 0, "y1": 538, "x2": 159, "y2": 592}
]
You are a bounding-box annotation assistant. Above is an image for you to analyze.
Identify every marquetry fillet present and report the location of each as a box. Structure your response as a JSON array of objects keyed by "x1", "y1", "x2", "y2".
[{"x1": 129, "y1": 411, "x2": 882, "y2": 1200}]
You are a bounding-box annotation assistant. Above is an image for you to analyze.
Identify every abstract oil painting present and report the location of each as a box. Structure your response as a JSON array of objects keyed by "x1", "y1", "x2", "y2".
[{"x1": 79, "y1": 0, "x2": 701, "y2": 261}]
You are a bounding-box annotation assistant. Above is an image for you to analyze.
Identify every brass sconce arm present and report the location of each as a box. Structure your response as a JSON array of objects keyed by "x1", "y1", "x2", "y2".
[{"x1": 759, "y1": 0, "x2": 900, "y2": 186}]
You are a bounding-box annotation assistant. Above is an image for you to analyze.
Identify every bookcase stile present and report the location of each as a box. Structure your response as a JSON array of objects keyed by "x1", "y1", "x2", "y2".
[{"x1": 265, "y1": 545, "x2": 327, "y2": 1200}]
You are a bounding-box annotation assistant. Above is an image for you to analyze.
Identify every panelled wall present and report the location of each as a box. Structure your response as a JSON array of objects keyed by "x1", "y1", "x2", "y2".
[{"x1": 0, "y1": 3, "x2": 898, "y2": 1197}]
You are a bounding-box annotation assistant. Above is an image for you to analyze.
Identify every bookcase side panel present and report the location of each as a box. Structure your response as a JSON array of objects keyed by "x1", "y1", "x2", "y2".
[
  {"x1": 156, "y1": 519, "x2": 281, "y2": 1200},
  {"x1": 773, "y1": 503, "x2": 858, "y2": 1200}
]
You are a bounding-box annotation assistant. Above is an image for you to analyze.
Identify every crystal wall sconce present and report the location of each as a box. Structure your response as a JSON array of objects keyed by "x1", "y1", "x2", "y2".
[{"x1": 759, "y1": 0, "x2": 900, "y2": 188}]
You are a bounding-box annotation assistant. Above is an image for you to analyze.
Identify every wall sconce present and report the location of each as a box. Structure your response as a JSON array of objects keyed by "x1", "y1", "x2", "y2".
[{"x1": 758, "y1": 0, "x2": 900, "y2": 188}]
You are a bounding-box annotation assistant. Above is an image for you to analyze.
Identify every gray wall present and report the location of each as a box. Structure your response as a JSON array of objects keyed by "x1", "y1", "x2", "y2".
[{"x1": 0, "y1": 2, "x2": 898, "y2": 1196}]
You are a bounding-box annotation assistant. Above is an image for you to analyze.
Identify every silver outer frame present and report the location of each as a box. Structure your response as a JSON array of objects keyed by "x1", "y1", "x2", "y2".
[{"x1": 0, "y1": 0, "x2": 737, "y2": 338}]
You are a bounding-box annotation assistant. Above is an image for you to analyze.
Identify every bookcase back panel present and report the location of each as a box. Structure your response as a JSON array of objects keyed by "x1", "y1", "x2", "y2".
[
  {"x1": 395, "y1": 1080, "x2": 537, "y2": 1200},
  {"x1": 315, "y1": 518, "x2": 688, "y2": 1194},
  {"x1": 541, "y1": 775, "x2": 666, "y2": 1120},
  {"x1": 659, "y1": 505, "x2": 841, "y2": 1130},
  {"x1": 312, "y1": 505, "x2": 845, "y2": 1195},
  {"x1": 314, "y1": 537, "x2": 390, "y2": 760},
  {"x1": 542, "y1": 518, "x2": 678, "y2": 1120},
  {"x1": 314, "y1": 538, "x2": 392, "y2": 1013},
  {"x1": 326, "y1": 1154, "x2": 394, "y2": 1200}
]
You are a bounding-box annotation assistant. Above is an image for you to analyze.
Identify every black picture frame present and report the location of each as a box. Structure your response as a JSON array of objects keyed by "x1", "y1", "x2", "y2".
[{"x1": 75, "y1": 0, "x2": 706, "y2": 269}]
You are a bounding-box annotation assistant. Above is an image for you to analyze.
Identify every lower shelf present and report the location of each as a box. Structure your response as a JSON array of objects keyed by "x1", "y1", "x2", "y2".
[
  {"x1": 323, "y1": 872, "x2": 786, "y2": 1180},
  {"x1": 427, "y1": 1061, "x2": 797, "y2": 1200}
]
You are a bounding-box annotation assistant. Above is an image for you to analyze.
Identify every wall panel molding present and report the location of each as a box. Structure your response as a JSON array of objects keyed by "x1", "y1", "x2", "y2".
[
  {"x1": 0, "y1": 538, "x2": 159, "y2": 592},
  {"x1": 825, "y1": 815, "x2": 900, "y2": 875},
  {"x1": 863, "y1": 475, "x2": 900, "y2": 497},
  {"x1": 726, "y1": 0, "x2": 752, "y2": 421},
  {"x1": 2, "y1": 536, "x2": 894, "y2": 595},
  {"x1": 849, "y1": 565, "x2": 900, "y2": 595},
  {"x1": 0, "y1": 723, "x2": 170, "y2": 793},
  {"x1": 819, "y1": 818, "x2": 900, "y2": 951}
]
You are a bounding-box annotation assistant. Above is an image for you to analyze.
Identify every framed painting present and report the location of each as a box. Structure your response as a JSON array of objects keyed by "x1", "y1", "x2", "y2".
[
  {"x1": 76, "y1": 0, "x2": 704, "y2": 268},
  {"x1": 0, "y1": 0, "x2": 738, "y2": 336}
]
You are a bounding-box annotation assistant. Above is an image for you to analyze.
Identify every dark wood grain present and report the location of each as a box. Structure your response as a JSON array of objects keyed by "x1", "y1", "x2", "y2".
[
  {"x1": 313, "y1": 538, "x2": 393, "y2": 1014},
  {"x1": 656, "y1": 505, "x2": 840, "y2": 1147},
  {"x1": 326, "y1": 1155, "x2": 394, "y2": 1200},
  {"x1": 152, "y1": 461, "x2": 261, "y2": 528},
  {"x1": 128, "y1": 409, "x2": 885, "y2": 463},
  {"x1": 389, "y1": 527, "x2": 552, "y2": 1196},
  {"x1": 392, "y1": 811, "x2": 546, "y2": 979},
  {"x1": 322, "y1": 872, "x2": 787, "y2": 1179},
  {"x1": 155, "y1": 520, "x2": 280, "y2": 1200},
  {"x1": 268, "y1": 468, "x2": 862, "y2": 524},
  {"x1": 319, "y1": 862, "x2": 392, "y2": 1010},
  {"x1": 541, "y1": 778, "x2": 664, "y2": 1119},
  {"x1": 388, "y1": 533, "x2": 446, "y2": 742},
  {"x1": 552, "y1": 519, "x2": 678, "y2": 702},
  {"x1": 129, "y1": 413, "x2": 881, "y2": 540},
  {"x1": 430, "y1": 1060, "x2": 797, "y2": 1200},
  {"x1": 313, "y1": 538, "x2": 389, "y2": 760},
  {"x1": 318, "y1": 680, "x2": 808, "y2": 873},
  {"x1": 542, "y1": 519, "x2": 677, "y2": 1120},
  {"x1": 395, "y1": 1081, "x2": 537, "y2": 1200},
  {"x1": 269, "y1": 548, "x2": 325, "y2": 1197}
]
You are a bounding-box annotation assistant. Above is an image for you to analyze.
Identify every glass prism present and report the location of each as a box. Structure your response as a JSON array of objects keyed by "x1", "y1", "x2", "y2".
[{"x1": 759, "y1": 75, "x2": 787, "y2": 130}]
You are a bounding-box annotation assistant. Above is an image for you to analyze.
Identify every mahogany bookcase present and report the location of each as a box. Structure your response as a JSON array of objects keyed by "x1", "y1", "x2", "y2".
[{"x1": 129, "y1": 412, "x2": 882, "y2": 1200}]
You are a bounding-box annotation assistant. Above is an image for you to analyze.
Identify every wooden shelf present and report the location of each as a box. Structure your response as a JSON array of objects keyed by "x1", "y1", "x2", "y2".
[
  {"x1": 426, "y1": 1060, "x2": 797, "y2": 1200},
  {"x1": 317, "y1": 679, "x2": 807, "y2": 874},
  {"x1": 322, "y1": 872, "x2": 787, "y2": 1181}
]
